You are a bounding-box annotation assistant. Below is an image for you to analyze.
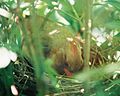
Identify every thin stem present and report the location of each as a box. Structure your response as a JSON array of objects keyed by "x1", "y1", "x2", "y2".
[{"x1": 83, "y1": 0, "x2": 93, "y2": 70}]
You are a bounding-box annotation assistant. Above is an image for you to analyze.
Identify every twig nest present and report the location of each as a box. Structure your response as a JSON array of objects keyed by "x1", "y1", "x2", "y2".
[{"x1": 0, "y1": 47, "x2": 17, "y2": 68}]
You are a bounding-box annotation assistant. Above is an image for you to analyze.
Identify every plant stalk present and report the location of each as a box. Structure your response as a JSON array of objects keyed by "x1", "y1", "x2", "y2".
[{"x1": 83, "y1": 0, "x2": 93, "y2": 70}]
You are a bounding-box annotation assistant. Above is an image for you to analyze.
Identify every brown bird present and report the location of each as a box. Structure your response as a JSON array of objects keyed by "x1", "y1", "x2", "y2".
[
  {"x1": 49, "y1": 34, "x2": 84, "y2": 75},
  {"x1": 20, "y1": 14, "x2": 105, "y2": 77}
]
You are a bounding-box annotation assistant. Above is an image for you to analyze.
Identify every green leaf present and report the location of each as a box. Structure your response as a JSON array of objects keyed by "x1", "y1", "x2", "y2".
[
  {"x1": 42, "y1": 0, "x2": 58, "y2": 9},
  {"x1": 105, "y1": 20, "x2": 120, "y2": 30},
  {"x1": 44, "y1": 58, "x2": 57, "y2": 86},
  {"x1": 112, "y1": 33, "x2": 120, "y2": 51},
  {"x1": 92, "y1": 5, "x2": 111, "y2": 27},
  {"x1": 0, "y1": 63, "x2": 14, "y2": 96},
  {"x1": 36, "y1": 2, "x2": 47, "y2": 17},
  {"x1": 74, "y1": 0, "x2": 85, "y2": 16},
  {"x1": 107, "y1": 0, "x2": 120, "y2": 11},
  {"x1": 58, "y1": 10, "x2": 80, "y2": 32},
  {"x1": 9, "y1": 23, "x2": 22, "y2": 52},
  {"x1": 60, "y1": 0, "x2": 73, "y2": 13}
]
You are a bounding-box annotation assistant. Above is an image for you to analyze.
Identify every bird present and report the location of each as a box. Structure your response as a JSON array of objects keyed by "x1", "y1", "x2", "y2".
[{"x1": 47, "y1": 32, "x2": 84, "y2": 76}]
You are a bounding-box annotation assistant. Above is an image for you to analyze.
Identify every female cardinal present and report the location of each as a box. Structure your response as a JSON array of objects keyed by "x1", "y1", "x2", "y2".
[{"x1": 49, "y1": 34, "x2": 84, "y2": 76}]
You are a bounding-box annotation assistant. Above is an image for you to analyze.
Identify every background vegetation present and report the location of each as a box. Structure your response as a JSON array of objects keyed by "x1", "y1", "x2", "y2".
[{"x1": 0, "y1": 0, "x2": 120, "y2": 96}]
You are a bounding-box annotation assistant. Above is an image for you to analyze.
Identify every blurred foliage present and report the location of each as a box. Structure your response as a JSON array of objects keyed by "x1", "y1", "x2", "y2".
[{"x1": 0, "y1": 0, "x2": 120, "y2": 96}]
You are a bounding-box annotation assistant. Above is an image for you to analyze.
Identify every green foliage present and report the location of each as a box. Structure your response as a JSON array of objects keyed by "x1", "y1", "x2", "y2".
[
  {"x1": 0, "y1": 0, "x2": 120, "y2": 96},
  {"x1": 107, "y1": 0, "x2": 120, "y2": 11},
  {"x1": 93, "y1": 0, "x2": 120, "y2": 31},
  {"x1": 0, "y1": 64, "x2": 14, "y2": 96}
]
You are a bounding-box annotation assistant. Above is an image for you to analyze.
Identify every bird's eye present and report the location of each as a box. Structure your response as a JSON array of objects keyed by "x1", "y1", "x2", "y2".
[{"x1": 64, "y1": 62, "x2": 69, "y2": 67}]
